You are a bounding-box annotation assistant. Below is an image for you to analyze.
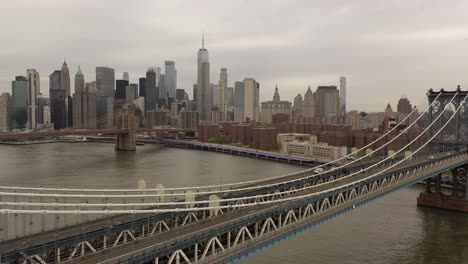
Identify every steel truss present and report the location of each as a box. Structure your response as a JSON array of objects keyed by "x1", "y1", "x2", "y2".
[
  {"x1": 13, "y1": 152, "x2": 468, "y2": 264},
  {"x1": 428, "y1": 87, "x2": 468, "y2": 147}
]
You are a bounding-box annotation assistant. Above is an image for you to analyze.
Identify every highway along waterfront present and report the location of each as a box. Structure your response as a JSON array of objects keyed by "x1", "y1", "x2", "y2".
[{"x1": 0, "y1": 143, "x2": 467, "y2": 264}]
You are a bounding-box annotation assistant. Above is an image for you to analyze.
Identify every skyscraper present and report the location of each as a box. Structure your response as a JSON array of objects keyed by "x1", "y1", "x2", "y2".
[
  {"x1": 176, "y1": 89, "x2": 185, "y2": 101},
  {"x1": 115, "y1": 80, "x2": 129, "y2": 100},
  {"x1": 61, "y1": 61, "x2": 70, "y2": 97},
  {"x1": 196, "y1": 34, "x2": 210, "y2": 120},
  {"x1": 226, "y1": 87, "x2": 234, "y2": 107},
  {"x1": 292, "y1": 93, "x2": 303, "y2": 123},
  {"x1": 159, "y1": 73, "x2": 166, "y2": 107},
  {"x1": 36, "y1": 94, "x2": 49, "y2": 126},
  {"x1": 243, "y1": 78, "x2": 260, "y2": 122},
  {"x1": 233, "y1": 81, "x2": 244, "y2": 122},
  {"x1": 125, "y1": 84, "x2": 138, "y2": 104},
  {"x1": 11, "y1": 76, "x2": 28, "y2": 129},
  {"x1": 145, "y1": 68, "x2": 157, "y2": 112},
  {"x1": 218, "y1": 68, "x2": 227, "y2": 120},
  {"x1": 49, "y1": 70, "x2": 66, "y2": 129},
  {"x1": 303, "y1": 86, "x2": 315, "y2": 123},
  {"x1": 26, "y1": 69, "x2": 40, "y2": 129},
  {"x1": 73, "y1": 66, "x2": 96, "y2": 129},
  {"x1": 96, "y1": 67, "x2": 115, "y2": 97},
  {"x1": 0, "y1": 93, "x2": 11, "y2": 130},
  {"x1": 123, "y1": 72, "x2": 129, "y2": 81},
  {"x1": 139, "y1": 77, "x2": 146, "y2": 97},
  {"x1": 316, "y1": 86, "x2": 340, "y2": 121},
  {"x1": 165, "y1": 61, "x2": 177, "y2": 99},
  {"x1": 397, "y1": 96, "x2": 412, "y2": 114},
  {"x1": 339, "y1": 77, "x2": 346, "y2": 117},
  {"x1": 75, "y1": 66, "x2": 85, "y2": 94}
]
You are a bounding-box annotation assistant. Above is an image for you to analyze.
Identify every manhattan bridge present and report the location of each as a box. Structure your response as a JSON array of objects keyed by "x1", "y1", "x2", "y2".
[{"x1": 0, "y1": 88, "x2": 467, "y2": 263}]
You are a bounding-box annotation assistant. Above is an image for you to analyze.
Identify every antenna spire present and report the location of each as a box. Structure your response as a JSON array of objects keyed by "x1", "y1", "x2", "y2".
[{"x1": 202, "y1": 32, "x2": 205, "y2": 48}]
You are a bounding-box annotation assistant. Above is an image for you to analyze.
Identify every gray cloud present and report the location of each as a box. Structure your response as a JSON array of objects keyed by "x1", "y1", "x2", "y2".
[{"x1": 1, "y1": 0, "x2": 467, "y2": 111}]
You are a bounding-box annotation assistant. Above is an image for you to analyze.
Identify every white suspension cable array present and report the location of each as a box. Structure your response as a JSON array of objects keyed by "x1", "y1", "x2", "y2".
[
  {"x1": 0, "y1": 93, "x2": 439, "y2": 195},
  {"x1": 2, "y1": 91, "x2": 461, "y2": 210}
]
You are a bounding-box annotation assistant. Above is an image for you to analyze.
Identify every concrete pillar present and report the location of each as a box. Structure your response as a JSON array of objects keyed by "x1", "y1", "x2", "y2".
[
  {"x1": 452, "y1": 169, "x2": 458, "y2": 197},
  {"x1": 425, "y1": 178, "x2": 431, "y2": 193},
  {"x1": 435, "y1": 174, "x2": 441, "y2": 195}
]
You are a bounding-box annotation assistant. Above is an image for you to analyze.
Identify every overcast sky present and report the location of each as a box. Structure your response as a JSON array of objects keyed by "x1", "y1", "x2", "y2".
[{"x1": 1, "y1": 0, "x2": 467, "y2": 111}]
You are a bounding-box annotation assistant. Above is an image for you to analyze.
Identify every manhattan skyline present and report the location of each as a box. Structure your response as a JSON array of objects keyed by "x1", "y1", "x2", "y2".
[{"x1": 1, "y1": 1, "x2": 468, "y2": 111}]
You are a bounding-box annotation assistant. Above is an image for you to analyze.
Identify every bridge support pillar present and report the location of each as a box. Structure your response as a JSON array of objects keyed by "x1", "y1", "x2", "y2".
[
  {"x1": 417, "y1": 165, "x2": 468, "y2": 212},
  {"x1": 114, "y1": 106, "x2": 138, "y2": 151}
]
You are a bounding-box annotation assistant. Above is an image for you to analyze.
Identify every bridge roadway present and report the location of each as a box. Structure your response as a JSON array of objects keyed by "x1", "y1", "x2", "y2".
[
  {"x1": 64, "y1": 152, "x2": 450, "y2": 263},
  {"x1": 0, "y1": 154, "x2": 395, "y2": 261}
]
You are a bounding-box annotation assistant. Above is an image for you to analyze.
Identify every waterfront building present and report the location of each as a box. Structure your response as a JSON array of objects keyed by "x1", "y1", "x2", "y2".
[
  {"x1": 196, "y1": 35, "x2": 211, "y2": 120},
  {"x1": 277, "y1": 133, "x2": 317, "y2": 146},
  {"x1": 198, "y1": 123, "x2": 220, "y2": 142},
  {"x1": 309, "y1": 142, "x2": 347, "y2": 161},
  {"x1": 0, "y1": 93, "x2": 11, "y2": 130},
  {"x1": 252, "y1": 127, "x2": 277, "y2": 150},
  {"x1": 11, "y1": 76, "x2": 28, "y2": 129},
  {"x1": 26, "y1": 69, "x2": 40, "y2": 129},
  {"x1": 96, "y1": 67, "x2": 115, "y2": 97},
  {"x1": 260, "y1": 85, "x2": 292, "y2": 124},
  {"x1": 281, "y1": 139, "x2": 346, "y2": 161}
]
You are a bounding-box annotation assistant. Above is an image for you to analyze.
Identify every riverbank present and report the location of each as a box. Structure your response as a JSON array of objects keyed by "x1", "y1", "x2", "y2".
[
  {"x1": 141, "y1": 138, "x2": 333, "y2": 166},
  {"x1": 0, "y1": 139, "x2": 58, "y2": 145}
]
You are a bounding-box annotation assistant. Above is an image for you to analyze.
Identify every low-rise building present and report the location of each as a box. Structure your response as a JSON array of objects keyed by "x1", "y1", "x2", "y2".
[
  {"x1": 310, "y1": 143, "x2": 347, "y2": 161},
  {"x1": 277, "y1": 133, "x2": 317, "y2": 145},
  {"x1": 281, "y1": 139, "x2": 347, "y2": 161},
  {"x1": 282, "y1": 140, "x2": 310, "y2": 156}
]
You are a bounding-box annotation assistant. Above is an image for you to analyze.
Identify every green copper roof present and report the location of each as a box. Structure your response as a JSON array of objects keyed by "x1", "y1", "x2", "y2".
[{"x1": 76, "y1": 65, "x2": 83, "y2": 76}]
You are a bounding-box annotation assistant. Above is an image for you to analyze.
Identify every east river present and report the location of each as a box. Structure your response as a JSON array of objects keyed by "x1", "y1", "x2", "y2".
[{"x1": 0, "y1": 143, "x2": 467, "y2": 264}]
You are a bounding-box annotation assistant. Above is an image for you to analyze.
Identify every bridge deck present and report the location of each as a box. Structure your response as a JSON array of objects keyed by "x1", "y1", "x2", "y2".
[{"x1": 61, "y1": 152, "x2": 450, "y2": 263}]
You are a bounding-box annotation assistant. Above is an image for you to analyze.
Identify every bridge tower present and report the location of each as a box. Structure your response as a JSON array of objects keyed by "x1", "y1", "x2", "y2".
[
  {"x1": 418, "y1": 87, "x2": 468, "y2": 212},
  {"x1": 114, "y1": 105, "x2": 139, "y2": 151},
  {"x1": 427, "y1": 86, "x2": 468, "y2": 150}
]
